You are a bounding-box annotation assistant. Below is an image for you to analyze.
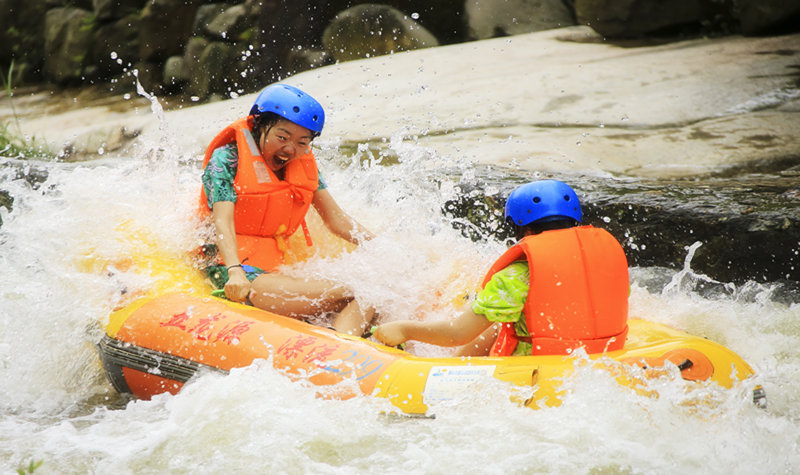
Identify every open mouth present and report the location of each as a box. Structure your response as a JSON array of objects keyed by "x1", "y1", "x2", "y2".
[{"x1": 270, "y1": 155, "x2": 290, "y2": 169}]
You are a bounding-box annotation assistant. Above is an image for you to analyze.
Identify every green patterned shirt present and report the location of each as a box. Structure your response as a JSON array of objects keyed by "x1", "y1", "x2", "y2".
[
  {"x1": 472, "y1": 261, "x2": 532, "y2": 355},
  {"x1": 202, "y1": 143, "x2": 326, "y2": 208}
]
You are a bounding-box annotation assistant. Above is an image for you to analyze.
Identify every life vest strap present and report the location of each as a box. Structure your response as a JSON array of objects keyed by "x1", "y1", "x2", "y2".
[{"x1": 301, "y1": 219, "x2": 313, "y2": 247}]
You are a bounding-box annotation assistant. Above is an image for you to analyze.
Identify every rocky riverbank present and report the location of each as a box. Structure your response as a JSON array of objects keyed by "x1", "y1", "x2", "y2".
[
  {"x1": 3, "y1": 0, "x2": 798, "y2": 97},
  {"x1": 1, "y1": 25, "x2": 798, "y2": 298}
]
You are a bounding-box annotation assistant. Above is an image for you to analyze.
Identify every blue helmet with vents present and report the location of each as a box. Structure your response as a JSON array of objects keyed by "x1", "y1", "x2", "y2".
[
  {"x1": 505, "y1": 180, "x2": 582, "y2": 226},
  {"x1": 249, "y1": 84, "x2": 325, "y2": 135}
]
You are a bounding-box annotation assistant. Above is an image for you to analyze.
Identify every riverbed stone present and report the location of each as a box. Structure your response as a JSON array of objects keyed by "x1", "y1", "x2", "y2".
[
  {"x1": 1, "y1": 0, "x2": 48, "y2": 77},
  {"x1": 163, "y1": 55, "x2": 187, "y2": 90},
  {"x1": 194, "y1": 41, "x2": 235, "y2": 98},
  {"x1": 465, "y1": 0, "x2": 576, "y2": 39},
  {"x1": 91, "y1": 14, "x2": 140, "y2": 79},
  {"x1": 138, "y1": 0, "x2": 198, "y2": 62},
  {"x1": 574, "y1": 0, "x2": 723, "y2": 37},
  {"x1": 193, "y1": 3, "x2": 229, "y2": 36},
  {"x1": 182, "y1": 37, "x2": 210, "y2": 97},
  {"x1": 43, "y1": 7, "x2": 95, "y2": 84},
  {"x1": 205, "y1": 4, "x2": 254, "y2": 42},
  {"x1": 132, "y1": 61, "x2": 161, "y2": 93},
  {"x1": 92, "y1": 0, "x2": 145, "y2": 21},
  {"x1": 322, "y1": 4, "x2": 440, "y2": 62},
  {"x1": 736, "y1": 0, "x2": 800, "y2": 35}
]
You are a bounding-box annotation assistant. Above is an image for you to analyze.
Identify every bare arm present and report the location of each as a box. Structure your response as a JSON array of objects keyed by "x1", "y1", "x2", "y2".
[
  {"x1": 373, "y1": 304, "x2": 493, "y2": 347},
  {"x1": 312, "y1": 188, "x2": 373, "y2": 245},
  {"x1": 211, "y1": 201, "x2": 249, "y2": 302},
  {"x1": 211, "y1": 201, "x2": 240, "y2": 266}
]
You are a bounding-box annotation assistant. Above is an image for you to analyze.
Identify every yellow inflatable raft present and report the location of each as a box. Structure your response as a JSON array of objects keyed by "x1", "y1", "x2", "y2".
[
  {"x1": 97, "y1": 284, "x2": 767, "y2": 415},
  {"x1": 93, "y1": 224, "x2": 766, "y2": 415}
]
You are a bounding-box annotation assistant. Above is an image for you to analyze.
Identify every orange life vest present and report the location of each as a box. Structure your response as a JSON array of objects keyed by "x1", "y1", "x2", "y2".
[
  {"x1": 485, "y1": 226, "x2": 629, "y2": 356},
  {"x1": 199, "y1": 117, "x2": 319, "y2": 271}
]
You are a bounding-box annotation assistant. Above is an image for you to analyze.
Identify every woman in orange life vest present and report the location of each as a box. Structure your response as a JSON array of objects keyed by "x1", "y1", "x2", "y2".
[
  {"x1": 201, "y1": 83, "x2": 376, "y2": 336},
  {"x1": 373, "y1": 180, "x2": 629, "y2": 356}
]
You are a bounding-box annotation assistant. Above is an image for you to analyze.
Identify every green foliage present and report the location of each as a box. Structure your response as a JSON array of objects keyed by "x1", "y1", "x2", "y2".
[
  {"x1": 17, "y1": 459, "x2": 43, "y2": 475},
  {"x1": 238, "y1": 27, "x2": 255, "y2": 42},
  {"x1": 80, "y1": 14, "x2": 98, "y2": 33},
  {"x1": 1, "y1": 61, "x2": 55, "y2": 160},
  {"x1": 0, "y1": 122, "x2": 53, "y2": 160}
]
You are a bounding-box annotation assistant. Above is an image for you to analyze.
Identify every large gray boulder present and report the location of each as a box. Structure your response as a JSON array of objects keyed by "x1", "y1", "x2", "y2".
[
  {"x1": 182, "y1": 37, "x2": 210, "y2": 97},
  {"x1": 250, "y1": 1, "x2": 464, "y2": 83},
  {"x1": 91, "y1": 14, "x2": 140, "y2": 79},
  {"x1": 465, "y1": 0, "x2": 576, "y2": 40},
  {"x1": 193, "y1": 3, "x2": 229, "y2": 36},
  {"x1": 92, "y1": 0, "x2": 145, "y2": 21},
  {"x1": 322, "y1": 4, "x2": 439, "y2": 62},
  {"x1": 43, "y1": 7, "x2": 95, "y2": 84},
  {"x1": 736, "y1": 0, "x2": 800, "y2": 35},
  {"x1": 205, "y1": 4, "x2": 255, "y2": 42},
  {"x1": 192, "y1": 41, "x2": 235, "y2": 98},
  {"x1": 138, "y1": 0, "x2": 198, "y2": 62},
  {"x1": 162, "y1": 55, "x2": 187, "y2": 91},
  {"x1": 574, "y1": 0, "x2": 718, "y2": 38},
  {"x1": 1, "y1": 0, "x2": 48, "y2": 77},
  {"x1": 131, "y1": 61, "x2": 161, "y2": 93}
]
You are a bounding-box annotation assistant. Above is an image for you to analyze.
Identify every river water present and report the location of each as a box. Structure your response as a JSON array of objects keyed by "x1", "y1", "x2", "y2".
[{"x1": 1, "y1": 99, "x2": 800, "y2": 473}]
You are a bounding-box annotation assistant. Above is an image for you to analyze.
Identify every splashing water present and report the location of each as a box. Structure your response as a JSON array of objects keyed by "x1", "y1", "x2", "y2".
[{"x1": 1, "y1": 97, "x2": 799, "y2": 473}]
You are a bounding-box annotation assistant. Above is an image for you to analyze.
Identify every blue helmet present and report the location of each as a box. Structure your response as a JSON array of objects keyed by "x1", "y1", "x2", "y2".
[
  {"x1": 505, "y1": 180, "x2": 582, "y2": 226},
  {"x1": 249, "y1": 84, "x2": 325, "y2": 135}
]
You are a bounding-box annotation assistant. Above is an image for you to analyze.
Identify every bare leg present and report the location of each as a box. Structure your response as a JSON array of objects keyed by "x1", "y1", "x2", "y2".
[
  {"x1": 248, "y1": 273, "x2": 352, "y2": 319},
  {"x1": 454, "y1": 323, "x2": 500, "y2": 357},
  {"x1": 333, "y1": 300, "x2": 376, "y2": 336}
]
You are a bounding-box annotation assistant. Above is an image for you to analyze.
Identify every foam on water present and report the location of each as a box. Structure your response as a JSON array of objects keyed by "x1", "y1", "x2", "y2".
[{"x1": 1, "y1": 105, "x2": 799, "y2": 473}]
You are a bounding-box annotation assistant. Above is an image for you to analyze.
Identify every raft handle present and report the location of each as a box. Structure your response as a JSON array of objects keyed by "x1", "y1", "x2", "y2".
[
  {"x1": 753, "y1": 385, "x2": 767, "y2": 409},
  {"x1": 676, "y1": 359, "x2": 694, "y2": 371}
]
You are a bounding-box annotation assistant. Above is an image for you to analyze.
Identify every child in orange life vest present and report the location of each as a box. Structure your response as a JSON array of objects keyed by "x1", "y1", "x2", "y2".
[
  {"x1": 373, "y1": 180, "x2": 629, "y2": 356},
  {"x1": 200, "y1": 84, "x2": 376, "y2": 336}
]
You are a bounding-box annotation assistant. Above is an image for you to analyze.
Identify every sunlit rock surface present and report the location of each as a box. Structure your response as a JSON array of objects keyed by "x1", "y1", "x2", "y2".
[{"x1": 15, "y1": 26, "x2": 796, "y2": 179}]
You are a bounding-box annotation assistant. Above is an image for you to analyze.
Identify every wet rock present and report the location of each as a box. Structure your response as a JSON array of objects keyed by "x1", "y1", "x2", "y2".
[
  {"x1": 131, "y1": 61, "x2": 161, "y2": 93},
  {"x1": 574, "y1": 0, "x2": 730, "y2": 38},
  {"x1": 465, "y1": 0, "x2": 576, "y2": 40},
  {"x1": 138, "y1": 0, "x2": 197, "y2": 63},
  {"x1": 285, "y1": 47, "x2": 329, "y2": 74},
  {"x1": 181, "y1": 37, "x2": 255, "y2": 100},
  {"x1": 247, "y1": 1, "x2": 464, "y2": 82},
  {"x1": 162, "y1": 55, "x2": 187, "y2": 91},
  {"x1": 227, "y1": 44, "x2": 262, "y2": 93},
  {"x1": 59, "y1": 124, "x2": 140, "y2": 159},
  {"x1": 322, "y1": 4, "x2": 439, "y2": 63},
  {"x1": 91, "y1": 14, "x2": 140, "y2": 79},
  {"x1": 182, "y1": 37, "x2": 210, "y2": 98},
  {"x1": 205, "y1": 4, "x2": 254, "y2": 42},
  {"x1": 194, "y1": 41, "x2": 235, "y2": 98},
  {"x1": 737, "y1": 0, "x2": 800, "y2": 35},
  {"x1": 0, "y1": 0, "x2": 48, "y2": 80},
  {"x1": 193, "y1": 3, "x2": 229, "y2": 36},
  {"x1": 43, "y1": 7, "x2": 95, "y2": 84},
  {"x1": 92, "y1": 0, "x2": 145, "y2": 21}
]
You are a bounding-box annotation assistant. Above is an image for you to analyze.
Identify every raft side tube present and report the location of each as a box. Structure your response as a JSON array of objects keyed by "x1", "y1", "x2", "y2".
[{"x1": 98, "y1": 292, "x2": 762, "y2": 413}]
